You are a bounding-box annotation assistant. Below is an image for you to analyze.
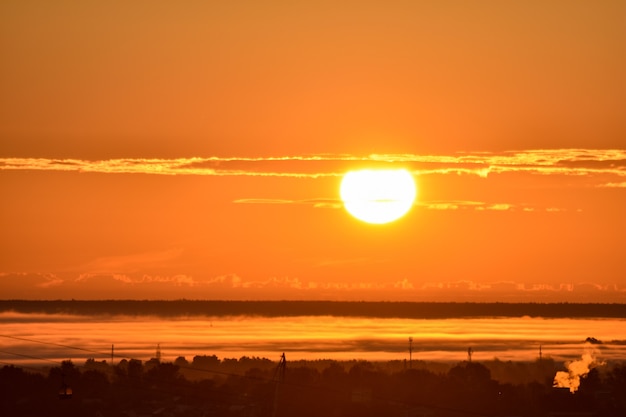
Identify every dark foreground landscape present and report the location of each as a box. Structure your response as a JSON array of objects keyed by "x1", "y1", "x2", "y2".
[
  {"x1": 2, "y1": 354, "x2": 626, "y2": 417},
  {"x1": 2, "y1": 301, "x2": 625, "y2": 416}
]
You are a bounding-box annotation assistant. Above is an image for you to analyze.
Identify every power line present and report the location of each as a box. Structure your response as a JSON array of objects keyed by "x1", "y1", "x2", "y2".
[
  {"x1": 0, "y1": 347, "x2": 267, "y2": 407},
  {"x1": 0, "y1": 333, "x2": 109, "y2": 358},
  {"x1": 0, "y1": 333, "x2": 270, "y2": 380},
  {"x1": 0, "y1": 359, "x2": 50, "y2": 374},
  {"x1": 0, "y1": 349, "x2": 62, "y2": 365},
  {"x1": 0, "y1": 334, "x2": 495, "y2": 416}
]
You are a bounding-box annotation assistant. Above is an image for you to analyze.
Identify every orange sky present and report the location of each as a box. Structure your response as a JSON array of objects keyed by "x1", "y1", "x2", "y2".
[{"x1": 1, "y1": 1, "x2": 625, "y2": 302}]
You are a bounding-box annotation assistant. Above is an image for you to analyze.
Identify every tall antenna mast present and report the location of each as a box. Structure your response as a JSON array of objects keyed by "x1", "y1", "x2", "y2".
[
  {"x1": 467, "y1": 347, "x2": 473, "y2": 362},
  {"x1": 408, "y1": 337, "x2": 413, "y2": 369},
  {"x1": 111, "y1": 344, "x2": 114, "y2": 365},
  {"x1": 156, "y1": 343, "x2": 162, "y2": 362}
]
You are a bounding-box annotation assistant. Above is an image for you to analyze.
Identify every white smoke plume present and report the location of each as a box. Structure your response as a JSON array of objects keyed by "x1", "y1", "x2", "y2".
[{"x1": 553, "y1": 343, "x2": 604, "y2": 393}]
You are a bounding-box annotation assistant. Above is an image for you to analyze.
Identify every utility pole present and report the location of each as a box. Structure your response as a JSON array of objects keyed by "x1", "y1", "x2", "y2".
[{"x1": 272, "y1": 353, "x2": 286, "y2": 417}]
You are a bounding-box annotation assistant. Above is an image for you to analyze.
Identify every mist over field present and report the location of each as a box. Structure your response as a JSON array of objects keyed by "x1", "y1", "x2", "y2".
[
  {"x1": 2, "y1": 301, "x2": 624, "y2": 366},
  {"x1": 2, "y1": 301, "x2": 625, "y2": 416}
]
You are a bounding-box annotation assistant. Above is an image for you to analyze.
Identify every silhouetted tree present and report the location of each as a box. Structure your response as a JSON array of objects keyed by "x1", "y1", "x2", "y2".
[
  {"x1": 174, "y1": 355, "x2": 189, "y2": 367},
  {"x1": 77, "y1": 369, "x2": 109, "y2": 406},
  {"x1": 4, "y1": 357, "x2": 626, "y2": 416},
  {"x1": 605, "y1": 362, "x2": 626, "y2": 413}
]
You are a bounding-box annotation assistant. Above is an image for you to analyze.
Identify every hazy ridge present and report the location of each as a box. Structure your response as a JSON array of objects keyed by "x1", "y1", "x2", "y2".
[{"x1": 1, "y1": 300, "x2": 625, "y2": 319}]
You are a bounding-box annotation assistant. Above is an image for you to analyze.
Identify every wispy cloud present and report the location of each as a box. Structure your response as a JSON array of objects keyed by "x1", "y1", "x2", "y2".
[
  {"x1": 599, "y1": 182, "x2": 626, "y2": 188},
  {"x1": 418, "y1": 200, "x2": 517, "y2": 211},
  {"x1": 76, "y1": 248, "x2": 185, "y2": 275},
  {"x1": 233, "y1": 198, "x2": 342, "y2": 208},
  {"x1": 77, "y1": 273, "x2": 196, "y2": 286},
  {"x1": 2, "y1": 272, "x2": 625, "y2": 303},
  {"x1": 233, "y1": 197, "x2": 573, "y2": 213},
  {"x1": 1, "y1": 149, "x2": 624, "y2": 180}
]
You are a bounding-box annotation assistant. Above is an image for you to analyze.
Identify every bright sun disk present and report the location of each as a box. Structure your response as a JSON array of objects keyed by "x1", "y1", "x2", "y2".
[{"x1": 340, "y1": 169, "x2": 417, "y2": 224}]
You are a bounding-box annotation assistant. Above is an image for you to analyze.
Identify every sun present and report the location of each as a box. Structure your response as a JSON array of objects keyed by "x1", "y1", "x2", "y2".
[{"x1": 340, "y1": 169, "x2": 417, "y2": 224}]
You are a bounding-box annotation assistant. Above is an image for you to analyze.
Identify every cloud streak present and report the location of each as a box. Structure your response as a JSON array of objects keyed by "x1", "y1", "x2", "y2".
[
  {"x1": 1, "y1": 149, "x2": 624, "y2": 180},
  {"x1": 2, "y1": 272, "x2": 625, "y2": 303},
  {"x1": 76, "y1": 248, "x2": 185, "y2": 275},
  {"x1": 234, "y1": 197, "x2": 573, "y2": 213}
]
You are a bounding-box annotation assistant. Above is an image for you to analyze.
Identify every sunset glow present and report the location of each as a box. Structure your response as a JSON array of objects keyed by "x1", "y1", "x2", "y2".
[
  {"x1": 0, "y1": 3, "x2": 624, "y2": 302},
  {"x1": 1, "y1": 3, "x2": 625, "y2": 414}
]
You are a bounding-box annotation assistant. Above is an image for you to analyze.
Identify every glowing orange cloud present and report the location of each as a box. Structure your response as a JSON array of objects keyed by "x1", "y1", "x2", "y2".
[{"x1": 1, "y1": 149, "x2": 624, "y2": 180}]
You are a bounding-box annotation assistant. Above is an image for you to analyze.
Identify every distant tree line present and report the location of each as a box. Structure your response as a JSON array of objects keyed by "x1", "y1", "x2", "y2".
[
  {"x1": 2, "y1": 300, "x2": 626, "y2": 319},
  {"x1": 2, "y1": 355, "x2": 626, "y2": 417}
]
